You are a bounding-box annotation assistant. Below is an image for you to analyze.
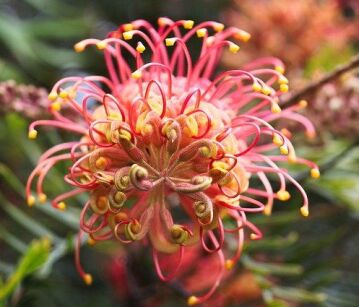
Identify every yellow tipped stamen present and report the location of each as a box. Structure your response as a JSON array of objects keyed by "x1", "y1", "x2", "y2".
[
  {"x1": 252, "y1": 82, "x2": 262, "y2": 92},
  {"x1": 213, "y1": 22, "x2": 224, "y2": 32},
  {"x1": 28, "y1": 129, "x2": 38, "y2": 140},
  {"x1": 280, "y1": 145, "x2": 289, "y2": 155},
  {"x1": 299, "y1": 100, "x2": 308, "y2": 109},
  {"x1": 263, "y1": 205, "x2": 272, "y2": 216},
  {"x1": 51, "y1": 102, "x2": 61, "y2": 112},
  {"x1": 187, "y1": 296, "x2": 199, "y2": 306},
  {"x1": 272, "y1": 134, "x2": 283, "y2": 146},
  {"x1": 48, "y1": 91, "x2": 58, "y2": 101},
  {"x1": 310, "y1": 168, "x2": 320, "y2": 179},
  {"x1": 306, "y1": 131, "x2": 316, "y2": 139},
  {"x1": 123, "y1": 23, "x2": 134, "y2": 32},
  {"x1": 59, "y1": 91, "x2": 68, "y2": 99},
  {"x1": 280, "y1": 84, "x2": 289, "y2": 93},
  {"x1": 271, "y1": 103, "x2": 281, "y2": 113},
  {"x1": 276, "y1": 190, "x2": 291, "y2": 201},
  {"x1": 183, "y1": 20, "x2": 194, "y2": 29},
  {"x1": 251, "y1": 233, "x2": 260, "y2": 240},
  {"x1": 131, "y1": 70, "x2": 142, "y2": 79},
  {"x1": 300, "y1": 206, "x2": 309, "y2": 217},
  {"x1": 228, "y1": 42, "x2": 240, "y2": 54},
  {"x1": 83, "y1": 273, "x2": 93, "y2": 285},
  {"x1": 261, "y1": 86, "x2": 273, "y2": 96},
  {"x1": 165, "y1": 38, "x2": 176, "y2": 47},
  {"x1": 158, "y1": 17, "x2": 170, "y2": 27},
  {"x1": 38, "y1": 193, "x2": 47, "y2": 204},
  {"x1": 74, "y1": 42, "x2": 85, "y2": 53},
  {"x1": 196, "y1": 28, "x2": 207, "y2": 38},
  {"x1": 225, "y1": 259, "x2": 234, "y2": 270},
  {"x1": 234, "y1": 29, "x2": 251, "y2": 42},
  {"x1": 96, "y1": 41, "x2": 107, "y2": 50},
  {"x1": 27, "y1": 195, "x2": 36, "y2": 207},
  {"x1": 57, "y1": 202, "x2": 66, "y2": 211},
  {"x1": 275, "y1": 65, "x2": 285, "y2": 74},
  {"x1": 87, "y1": 237, "x2": 96, "y2": 246},
  {"x1": 123, "y1": 31, "x2": 134, "y2": 40},
  {"x1": 278, "y1": 76, "x2": 289, "y2": 85},
  {"x1": 136, "y1": 42, "x2": 146, "y2": 53}
]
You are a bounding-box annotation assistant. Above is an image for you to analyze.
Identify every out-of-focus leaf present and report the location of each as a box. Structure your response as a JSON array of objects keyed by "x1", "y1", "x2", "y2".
[
  {"x1": 0, "y1": 237, "x2": 50, "y2": 301},
  {"x1": 242, "y1": 255, "x2": 303, "y2": 276},
  {"x1": 271, "y1": 287, "x2": 327, "y2": 304}
]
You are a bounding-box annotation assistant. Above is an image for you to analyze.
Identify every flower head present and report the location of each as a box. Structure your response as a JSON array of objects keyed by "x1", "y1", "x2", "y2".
[{"x1": 26, "y1": 18, "x2": 318, "y2": 304}]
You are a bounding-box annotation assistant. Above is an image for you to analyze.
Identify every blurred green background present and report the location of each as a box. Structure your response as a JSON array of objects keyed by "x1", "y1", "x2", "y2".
[{"x1": 1, "y1": 0, "x2": 359, "y2": 306}]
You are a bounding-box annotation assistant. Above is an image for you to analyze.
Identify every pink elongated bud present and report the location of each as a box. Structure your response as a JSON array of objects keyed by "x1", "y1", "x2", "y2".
[
  {"x1": 168, "y1": 176, "x2": 212, "y2": 193},
  {"x1": 178, "y1": 139, "x2": 217, "y2": 161}
]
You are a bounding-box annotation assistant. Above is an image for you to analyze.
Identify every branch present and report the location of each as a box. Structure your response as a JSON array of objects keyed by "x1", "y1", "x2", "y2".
[{"x1": 281, "y1": 53, "x2": 359, "y2": 106}]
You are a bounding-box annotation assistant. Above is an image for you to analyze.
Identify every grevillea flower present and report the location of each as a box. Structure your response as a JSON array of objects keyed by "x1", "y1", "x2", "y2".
[
  {"x1": 307, "y1": 73, "x2": 359, "y2": 138},
  {"x1": 26, "y1": 18, "x2": 319, "y2": 305},
  {"x1": 223, "y1": 0, "x2": 356, "y2": 71},
  {"x1": 0, "y1": 80, "x2": 49, "y2": 119}
]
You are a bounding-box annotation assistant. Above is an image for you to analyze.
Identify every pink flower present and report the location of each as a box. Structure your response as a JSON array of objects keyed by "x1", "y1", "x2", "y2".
[{"x1": 26, "y1": 18, "x2": 319, "y2": 305}]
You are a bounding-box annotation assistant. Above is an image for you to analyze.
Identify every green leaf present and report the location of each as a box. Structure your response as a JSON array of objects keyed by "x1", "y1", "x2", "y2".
[
  {"x1": 242, "y1": 255, "x2": 303, "y2": 276},
  {"x1": 0, "y1": 237, "x2": 51, "y2": 300},
  {"x1": 271, "y1": 287, "x2": 327, "y2": 304}
]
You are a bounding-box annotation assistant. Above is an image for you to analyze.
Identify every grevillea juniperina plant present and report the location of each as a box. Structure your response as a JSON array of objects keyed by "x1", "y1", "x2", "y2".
[{"x1": 26, "y1": 18, "x2": 320, "y2": 305}]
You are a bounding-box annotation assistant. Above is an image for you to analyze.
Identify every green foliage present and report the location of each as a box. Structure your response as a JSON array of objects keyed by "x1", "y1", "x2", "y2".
[{"x1": 0, "y1": 237, "x2": 50, "y2": 301}]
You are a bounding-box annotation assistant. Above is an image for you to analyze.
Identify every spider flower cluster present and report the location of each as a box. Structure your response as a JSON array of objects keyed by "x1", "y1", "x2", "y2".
[{"x1": 26, "y1": 18, "x2": 319, "y2": 305}]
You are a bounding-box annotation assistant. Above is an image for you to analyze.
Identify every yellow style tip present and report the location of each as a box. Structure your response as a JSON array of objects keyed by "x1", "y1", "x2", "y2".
[
  {"x1": 225, "y1": 259, "x2": 234, "y2": 270},
  {"x1": 300, "y1": 206, "x2": 309, "y2": 217},
  {"x1": 213, "y1": 22, "x2": 224, "y2": 32},
  {"x1": 299, "y1": 99, "x2": 308, "y2": 108},
  {"x1": 123, "y1": 31, "x2": 134, "y2": 40},
  {"x1": 280, "y1": 84, "x2": 289, "y2": 93},
  {"x1": 57, "y1": 202, "x2": 67, "y2": 211},
  {"x1": 234, "y1": 29, "x2": 251, "y2": 42},
  {"x1": 229, "y1": 42, "x2": 240, "y2": 54},
  {"x1": 131, "y1": 70, "x2": 142, "y2": 79},
  {"x1": 280, "y1": 145, "x2": 289, "y2": 155},
  {"x1": 278, "y1": 76, "x2": 289, "y2": 85},
  {"x1": 252, "y1": 82, "x2": 262, "y2": 92},
  {"x1": 187, "y1": 296, "x2": 199, "y2": 306},
  {"x1": 271, "y1": 103, "x2": 281, "y2": 114},
  {"x1": 196, "y1": 28, "x2": 207, "y2": 38},
  {"x1": 28, "y1": 129, "x2": 38, "y2": 140},
  {"x1": 38, "y1": 193, "x2": 47, "y2": 204},
  {"x1": 48, "y1": 92, "x2": 58, "y2": 101},
  {"x1": 277, "y1": 190, "x2": 291, "y2": 201},
  {"x1": 261, "y1": 86, "x2": 272, "y2": 96},
  {"x1": 96, "y1": 41, "x2": 107, "y2": 50},
  {"x1": 87, "y1": 237, "x2": 96, "y2": 246},
  {"x1": 123, "y1": 23, "x2": 134, "y2": 32},
  {"x1": 250, "y1": 233, "x2": 260, "y2": 240},
  {"x1": 263, "y1": 205, "x2": 272, "y2": 216},
  {"x1": 27, "y1": 195, "x2": 36, "y2": 207},
  {"x1": 183, "y1": 20, "x2": 194, "y2": 29},
  {"x1": 74, "y1": 42, "x2": 85, "y2": 53},
  {"x1": 275, "y1": 65, "x2": 285, "y2": 74},
  {"x1": 165, "y1": 37, "x2": 176, "y2": 47},
  {"x1": 59, "y1": 90, "x2": 68, "y2": 99},
  {"x1": 136, "y1": 42, "x2": 146, "y2": 53},
  {"x1": 51, "y1": 102, "x2": 61, "y2": 112},
  {"x1": 83, "y1": 273, "x2": 93, "y2": 285},
  {"x1": 311, "y1": 168, "x2": 320, "y2": 179}
]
